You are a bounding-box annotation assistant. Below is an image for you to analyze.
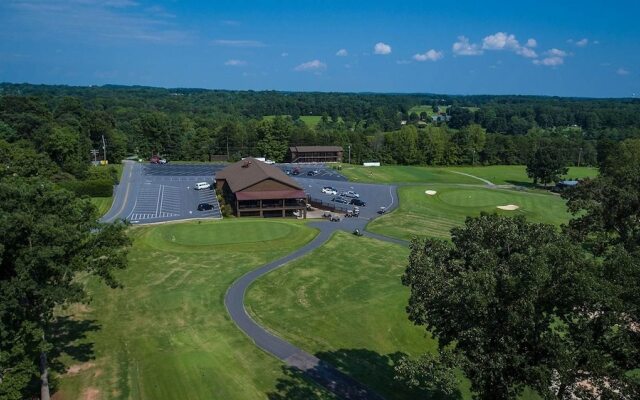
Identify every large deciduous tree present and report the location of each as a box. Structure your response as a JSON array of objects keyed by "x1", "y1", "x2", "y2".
[
  {"x1": 400, "y1": 214, "x2": 639, "y2": 399},
  {"x1": 0, "y1": 178, "x2": 131, "y2": 399},
  {"x1": 526, "y1": 142, "x2": 568, "y2": 185}
]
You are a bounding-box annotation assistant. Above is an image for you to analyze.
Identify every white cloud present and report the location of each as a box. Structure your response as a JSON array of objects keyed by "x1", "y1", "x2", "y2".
[
  {"x1": 576, "y1": 38, "x2": 589, "y2": 47},
  {"x1": 516, "y1": 47, "x2": 538, "y2": 58},
  {"x1": 533, "y1": 57, "x2": 564, "y2": 67},
  {"x1": 294, "y1": 59, "x2": 326, "y2": 71},
  {"x1": 396, "y1": 60, "x2": 411, "y2": 65},
  {"x1": 482, "y1": 32, "x2": 520, "y2": 50},
  {"x1": 281, "y1": 52, "x2": 289, "y2": 57},
  {"x1": 336, "y1": 48, "x2": 348, "y2": 56},
  {"x1": 374, "y1": 42, "x2": 392, "y2": 55},
  {"x1": 617, "y1": 68, "x2": 630, "y2": 76},
  {"x1": 224, "y1": 59, "x2": 246, "y2": 67},
  {"x1": 452, "y1": 36, "x2": 483, "y2": 56},
  {"x1": 413, "y1": 49, "x2": 443, "y2": 62},
  {"x1": 526, "y1": 38, "x2": 537, "y2": 48},
  {"x1": 212, "y1": 39, "x2": 264, "y2": 47},
  {"x1": 547, "y1": 48, "x2": 567, "y2": 57}
]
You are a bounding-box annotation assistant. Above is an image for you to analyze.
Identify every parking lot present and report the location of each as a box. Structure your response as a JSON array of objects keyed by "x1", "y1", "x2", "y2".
[
  {"x1": 277, "y1": 163, "x2": 347, "y2": 182},
  {"x1": 103, "y1": 162, "x2": 386, "y2": 225},
  {"x1": 112, "y1": 163, "x2": 222, "y2": 224}
]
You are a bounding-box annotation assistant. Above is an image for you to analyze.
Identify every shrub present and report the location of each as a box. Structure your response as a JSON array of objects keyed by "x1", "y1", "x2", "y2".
[{"x1": 58, "y1": 179, "x2": 114, "y2": 197}]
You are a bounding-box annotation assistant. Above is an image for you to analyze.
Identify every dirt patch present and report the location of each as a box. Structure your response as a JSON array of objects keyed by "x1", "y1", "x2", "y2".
[
  {"x1": 424, "y1": 190, "x2": 437, "y2": 196},
  {"x1": 83, "y1": 387, "x2": 100, "y2": 400},
  {"x1": 67, "y1": 362, "x2": 95, "y2": 375},
  {"x1": 497, "y1": 204, "x2": 519, "y2": 211}
]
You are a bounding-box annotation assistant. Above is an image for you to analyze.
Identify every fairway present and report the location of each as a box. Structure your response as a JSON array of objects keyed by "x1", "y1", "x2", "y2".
[
  {"x1": 56, "y1": 219, "x2": 328, "y2": 400},
  {"x1": 341, "y1": 164, "x2": 597, "y2": 185},
  {"x1": 263, "y1": 114, "x2": 335, "y2": 128},
  {"x1": 246, "y1": 231, "x2": 472, "y2": 399},
  {"x1": 340, "y1": 165, "x2": 479, "y2": 184},
  {"x1": 368, "y1": 185, "x2": 571, "y2": 240}
]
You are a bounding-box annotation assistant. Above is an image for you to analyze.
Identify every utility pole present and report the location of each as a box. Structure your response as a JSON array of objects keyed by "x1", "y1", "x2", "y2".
[
  {"x1": 101, "y1": 135, "x2": 107, "y2": 164},
  {"x1": 348, "y1": 144, "x2": 351, "y2": 164},
  {"x1": 577, "y1": 147, "x2": 583, "y2": 167},
  {"x1": 90, "y1": 149, "x2": 98, "y2": 162}
]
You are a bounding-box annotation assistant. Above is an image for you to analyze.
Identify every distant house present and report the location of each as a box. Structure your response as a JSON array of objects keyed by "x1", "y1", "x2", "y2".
[
  {"x1": 288, "y1": 146, "x2": 343, "y2": 163},
  {"x1": 431, "y1": 114, "x2": 451, "y2": 123},
  {"x1": 215, "y1": 158, "x2": 307, "y2": 218}
]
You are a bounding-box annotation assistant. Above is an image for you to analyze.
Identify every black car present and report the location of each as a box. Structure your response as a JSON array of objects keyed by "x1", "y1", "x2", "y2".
[
  {"x1": 350, "y1": 198, "x2": 366, "y2": 207},
  {"x1": 197, "y1": 203, "x2": 213, "y2": 211},
  {"x1": 332, "y1": 197, "x2": 349, "y2": 204}
]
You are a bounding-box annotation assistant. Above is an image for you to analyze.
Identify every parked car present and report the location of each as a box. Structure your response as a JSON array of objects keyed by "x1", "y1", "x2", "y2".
[
  {"x1": 307, "y1": 170, "x2": 316, "y2": 176},
  {"x1": 332, "y1": 197, "x2": 349, "y2": 204},
  {"x1": 350, "y1": 198, "x2": 366, "y2": 207},
  {"x1": 197, "y1": 203, "x2": 213, "y2": 211},
  {"x1": 342, "y1": 190, "x2": 360, "y2": 198},
  {"x1": 322, "y1": 186, "x2": 337, "y2": 195},
  {"x1": 292, "y1": 167, "x2": 300, "y2": 175},
  {"x1": 194, "y1": 182, "x2": 211, "y2": 190},
  {"x1": 285, "y1": 169, "x2": 291, "y2": 175}
]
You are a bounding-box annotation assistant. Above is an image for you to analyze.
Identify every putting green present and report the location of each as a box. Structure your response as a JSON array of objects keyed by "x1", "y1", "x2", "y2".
[
  {"x1": 368, "y1": 185, "x2": 570, "y2": 240},
  {"x1": 146, "y1": 220, "x2": 304, "y2": 252}
]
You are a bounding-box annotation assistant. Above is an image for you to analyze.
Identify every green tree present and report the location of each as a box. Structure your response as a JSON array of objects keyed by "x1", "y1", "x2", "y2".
[
  {"x1": 0, "y1": 179, "x2": 131, "y2": 399},
  {"x1": 526, "y1": 143, "x2": 568, "y2": 185},
  {"x1": 401, "y1": 214, "x2": 639, "y2": 399}
]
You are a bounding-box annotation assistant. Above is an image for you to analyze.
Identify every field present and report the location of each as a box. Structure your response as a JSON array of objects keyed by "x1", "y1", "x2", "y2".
[
  {"x1": 263, "y1": 114, "x2": 337, "y2": 128},
  {"x1": 246, "y1": 231, "x2": 473, "y2": 399},
  {"x1": 341, "y1": 164, "x2": 598, "y2": 185},
  {"x1": 55, "y1": 220, "x2": 328, "y2": 400},
  {"x1": 367, "y1": 184, "x2": 571, "y2": 240}
]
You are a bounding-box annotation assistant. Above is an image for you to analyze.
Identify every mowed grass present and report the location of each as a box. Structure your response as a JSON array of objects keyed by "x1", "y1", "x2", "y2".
[
  {"x1": 341, "y1": 165, "x2": 478, "y2": 184},
  {"x1": 341, "y1": 164, "x2": 598, "y2": 185},
  {"x1": 263, "y1": 115, "x2": 334, "y2": 128},
  {"x1": 368, "y1": 185, "x2": 571, "y2": 240},
  {"x1": 56, "y1": 219, "x2": 331, "y2": 400},
  {"x1": 446, "y1": 165, "x2": 598, "y2": 186},
  {"x1": 90, "y1": 197, "x2": 113, "y2": 216},
  {"x1": 246, "y1": 231, "x2": 472, "y2": 399}
]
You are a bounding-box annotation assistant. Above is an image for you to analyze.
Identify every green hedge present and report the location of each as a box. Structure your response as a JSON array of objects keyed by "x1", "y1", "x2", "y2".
[{"x1": 59, "y1": 179, "x2": 114, "y2": 197}]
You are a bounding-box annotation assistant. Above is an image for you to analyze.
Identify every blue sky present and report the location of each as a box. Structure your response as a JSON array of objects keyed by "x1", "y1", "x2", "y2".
[{"x1": 0, "y1": 0, "x2": 638, "y2": 97}]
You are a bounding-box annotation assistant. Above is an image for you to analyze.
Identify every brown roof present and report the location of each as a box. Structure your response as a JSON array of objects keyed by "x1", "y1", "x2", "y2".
[
  {"x1": 289, "y1": 146, "x2": 343, "y2": 153},
  {"x1": 216, "y1": 158, "x2": 303, "y2": 193}
]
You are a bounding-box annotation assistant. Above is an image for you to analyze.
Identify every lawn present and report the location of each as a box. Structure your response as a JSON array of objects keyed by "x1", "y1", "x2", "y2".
[
  {"x1": 341, "y1": 164, "x2": 598, "y2": 185},
  {"x1": 246, "y1": 231, "x2": 473, "y2": 399},
  {"x1": 89, "y1": 163, "x2": 124, "y2": 217},
  {"x1": 446, "y1": 165, "x2": 598, "y2": 186},
  {"x1": 55, "y1": 219, "x2": 330, "y2": 400},
  {"x1": 368, "y1": 185, "x2": 571, "y2": 240},
  {"x1": 263, "y1": 114, "x2": 336, "y2": 128},
  {"x1": 340, "y1": 165, "x2": 479, "y2": 184}
]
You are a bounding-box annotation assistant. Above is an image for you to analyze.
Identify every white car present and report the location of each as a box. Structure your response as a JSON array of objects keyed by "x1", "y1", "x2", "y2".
[
  {"x1": 194, "y1": 182, "x2": 211, "y2": 190},
  {"x1": 321, "y1": 187, "x2": 337, "y2": 195},
  {"x1": 342, "y1": 190, "x2": 360, "y2": 198}
]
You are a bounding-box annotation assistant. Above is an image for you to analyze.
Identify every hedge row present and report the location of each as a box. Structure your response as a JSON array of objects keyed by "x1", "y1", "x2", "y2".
[{"x1": 59, "y1": 179, "x2": 114, "y2": 197}]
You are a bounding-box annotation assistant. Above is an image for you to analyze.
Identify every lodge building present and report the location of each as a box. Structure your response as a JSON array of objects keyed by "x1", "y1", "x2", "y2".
[
  {"x1": 215, "y1": 158, "x2": 307, "y2": 218},
  {"x1": 288, "y1": 146, "x2": 343, "y2": 163}
]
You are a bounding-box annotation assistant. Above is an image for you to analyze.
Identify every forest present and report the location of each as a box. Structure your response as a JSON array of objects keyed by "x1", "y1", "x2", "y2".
[{"x1": 1, "y1": 83, "x2": 640, "y2": 181}]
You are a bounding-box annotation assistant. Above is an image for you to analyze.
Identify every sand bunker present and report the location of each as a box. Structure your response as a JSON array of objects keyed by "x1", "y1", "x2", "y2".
[
  {"x1": 425, "y1": 190, "x2": 437, "y2": 196},
  {"x1": 497, "y1": 204, "x2": 519, "y2": 211}
]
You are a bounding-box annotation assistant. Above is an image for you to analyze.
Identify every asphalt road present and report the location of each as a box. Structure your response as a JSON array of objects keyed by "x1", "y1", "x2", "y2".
[{"x1": 224, "y1": 184, "x2": 404, "y2": 399}]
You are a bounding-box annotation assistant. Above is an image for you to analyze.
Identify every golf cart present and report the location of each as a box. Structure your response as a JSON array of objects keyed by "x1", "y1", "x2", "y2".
[{"x1": 378, "y1": 206, "x2": 387, "y2": 214}]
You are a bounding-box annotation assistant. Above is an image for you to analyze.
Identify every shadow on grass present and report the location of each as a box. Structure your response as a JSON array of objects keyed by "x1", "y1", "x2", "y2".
[
  {"x1": 268, "y1": 348, "x2": 463, "y2": 400},
  {"x1": 47, "y1": 316, "x2": 100, "y2": 392}
]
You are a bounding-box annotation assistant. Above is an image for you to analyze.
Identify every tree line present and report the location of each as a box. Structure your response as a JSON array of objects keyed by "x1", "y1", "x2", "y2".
[{"x1": 1, "y1": 84, "x2": 639, "y2": 181}]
